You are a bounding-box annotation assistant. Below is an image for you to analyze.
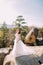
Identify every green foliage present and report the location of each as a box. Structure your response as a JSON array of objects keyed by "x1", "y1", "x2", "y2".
[
  {"x1": 1, "y1": 22, "x2": 8, "y2": 33},
  {"x1": 0, "y1": 38, "x2": 3, "y2": 48},
  {"x1": 21, "y1": 31, "x2": 27, "y2": 42},
  {"x1": 13, "y1": 15, "x2": 28, "y2": 42},
  {"x1": 14, "y1": 15, "x2": 26, "y2": 29},
  {"x1": 1, "y1": 22, "x2": 9, "y2": 38},
  {"x1": 0, "y1": 16, "x2": 43, "y2": 47},
  {"x1": 0, "y1": 22, "x2": 9, "y2": 48},
  {"x1": 38, "y1": 27, "x2": 43, "y2": 38}
]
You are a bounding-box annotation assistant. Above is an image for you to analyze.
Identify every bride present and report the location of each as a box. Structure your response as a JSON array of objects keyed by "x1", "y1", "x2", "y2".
[{"x1": 3, "y1": 28, "x2": 36, "y2": 65}]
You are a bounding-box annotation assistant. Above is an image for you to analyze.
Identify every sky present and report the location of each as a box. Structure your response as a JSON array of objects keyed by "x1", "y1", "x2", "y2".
[{"x1": 0, "y1": 0, "x2": 43, "y2": 27}]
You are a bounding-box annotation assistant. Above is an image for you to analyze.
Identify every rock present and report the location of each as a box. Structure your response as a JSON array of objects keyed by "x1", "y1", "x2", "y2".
[
  {"x1": 0, "y1": 48, "x2": 12, "y2": 65},
  {"x1": 0, "y1": 46, "x2": 43, "y2": 65},
  {"x1": 16, "y1": 55, "x2": 40, "y2": 65}
]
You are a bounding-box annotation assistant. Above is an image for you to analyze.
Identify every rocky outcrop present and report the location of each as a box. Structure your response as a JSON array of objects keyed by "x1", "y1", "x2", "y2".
[
  {"x1": 0, "y1": 46, "x2": 43, "y2": 65},
  {"x1": 0, "y1": 48, "x2": 12, "y2": 65}
]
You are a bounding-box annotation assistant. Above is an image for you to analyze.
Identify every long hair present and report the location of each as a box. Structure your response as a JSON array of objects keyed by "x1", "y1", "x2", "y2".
[
  {"x1": 16, "y1": 28, "x2": 21, "y2": 34},
  {"x1": 18, "y1": 29, "x2": 21, "y2": 34}
]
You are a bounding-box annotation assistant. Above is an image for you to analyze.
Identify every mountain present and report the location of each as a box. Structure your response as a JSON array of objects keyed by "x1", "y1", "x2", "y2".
[{"x1": 0, "y1": 24, "x2": 15, "y2": 28}]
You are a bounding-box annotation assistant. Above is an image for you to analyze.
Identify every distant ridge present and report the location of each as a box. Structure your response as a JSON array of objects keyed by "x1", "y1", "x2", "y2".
[
  {"x1": 0, "y1": 24, "x2": 15, "y2": 28},
  {"x1": 0, "y1": 24, "x2": 43, "y2": 28}
]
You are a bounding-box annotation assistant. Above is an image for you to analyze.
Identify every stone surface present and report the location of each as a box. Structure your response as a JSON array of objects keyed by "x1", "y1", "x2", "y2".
[
  {"x1": 0, "y1": 46, "x2": 43, "y2": 65},
  {"x1": 0, "y1": 48, "x2": 11, "y2": 65},
  {"x1": 16, "y1": 55, "x2": 40, "y2": 65}
]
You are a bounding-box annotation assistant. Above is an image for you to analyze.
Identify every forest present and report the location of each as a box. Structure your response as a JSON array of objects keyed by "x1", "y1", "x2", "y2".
[{"x1": 0, "y1": 16, "x2": 43, "y2": 48}]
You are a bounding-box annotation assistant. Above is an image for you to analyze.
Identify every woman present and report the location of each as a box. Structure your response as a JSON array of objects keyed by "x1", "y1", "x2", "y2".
[
  {"x1": 3, "y1": 28, "x2": 35, "y2": 65},
  {"x1": 10, "y1": 28, "x2": 35, "y2": 57}
]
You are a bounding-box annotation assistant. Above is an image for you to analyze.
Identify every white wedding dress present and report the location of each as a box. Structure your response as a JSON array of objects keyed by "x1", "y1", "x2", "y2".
[{"x1": 10, "y1": 32, "x2": 35, "y2": 57}]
